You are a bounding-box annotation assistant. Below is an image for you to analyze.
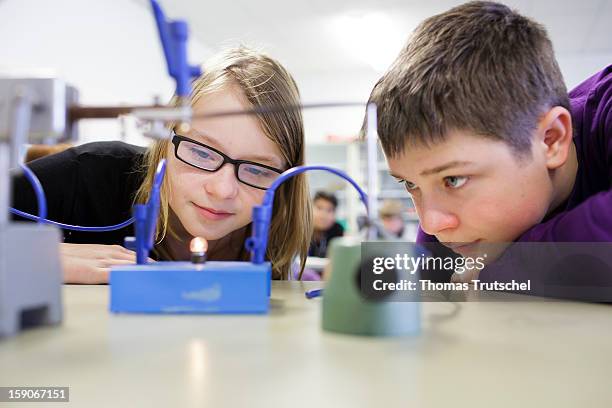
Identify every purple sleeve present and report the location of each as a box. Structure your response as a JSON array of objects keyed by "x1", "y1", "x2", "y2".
[
  {"x1": 517, "y1": 189, "x2": 612, "y2": 242},
  {"x1": 518, "y1": 66, "x2": 612, "y2": 242}
]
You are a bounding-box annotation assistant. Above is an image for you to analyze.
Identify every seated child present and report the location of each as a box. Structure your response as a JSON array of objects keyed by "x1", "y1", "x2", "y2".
[
  {"x1": 308, "y1": 191, "x2": 344, "y2": 258},
  {"x1": 12, "y1": 47, "x2": 312, "y2": 283},
  {"x1": 367, "y1": 1, "x2": 611, "y2": 279}
]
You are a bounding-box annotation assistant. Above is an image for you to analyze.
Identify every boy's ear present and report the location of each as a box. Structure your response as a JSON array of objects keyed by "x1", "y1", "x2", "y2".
[{"x1": 536, "y1": 106, "x2": 573, "y2": 170}]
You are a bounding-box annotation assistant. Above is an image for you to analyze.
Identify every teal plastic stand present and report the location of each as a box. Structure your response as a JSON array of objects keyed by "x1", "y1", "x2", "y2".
[{"x1": 322, "y1": 237, "x2": 421, "y2": 336}]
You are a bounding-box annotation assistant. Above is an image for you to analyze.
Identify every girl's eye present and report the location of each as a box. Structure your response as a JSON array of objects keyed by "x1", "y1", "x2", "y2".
[
  {"x1": 444, "y1": 176, "x2": 468, "y2": 189},
  {"x1": 191, "y1": 147, "x2": 211, "y2": 160},
  {"x1": 245, "y1": 167, "x2": 265, "y2": 176}
]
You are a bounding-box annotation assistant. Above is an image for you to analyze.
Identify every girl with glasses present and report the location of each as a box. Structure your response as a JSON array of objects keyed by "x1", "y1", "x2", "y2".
[{"x1": 12, "y1": 47, "x2": 312, "y2": 283}]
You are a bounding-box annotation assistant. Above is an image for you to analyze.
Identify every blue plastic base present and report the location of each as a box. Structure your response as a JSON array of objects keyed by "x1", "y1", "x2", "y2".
[{"x1": 110, "y1": 261, "x2": 272, "y2": 314}]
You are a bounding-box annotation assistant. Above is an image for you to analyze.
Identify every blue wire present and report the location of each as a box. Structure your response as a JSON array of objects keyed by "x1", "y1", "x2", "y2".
[
  {"x1": 9, "y1": 208, "x2": 135, "y2": 232},
  {"x1": 249, "y1": 165, "x2": 369, "y2": 265},
  {"x1": 10, "y1": 159, "x2": 159, "y2": 233},
  {"x1": 19, "y1": 163, "x2": 47, "y2": 223},
  {"x1": 263, "y1": 165, "x2": 369, "y2": 210},
  {"x1": 11, "y1": 164, "x2": 135, "y2": 232}
]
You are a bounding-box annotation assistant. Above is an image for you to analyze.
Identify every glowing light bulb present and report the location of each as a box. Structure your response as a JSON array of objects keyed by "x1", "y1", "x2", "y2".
[{"x1": 190, "y1": 237, "x2": 207, "y2": 264}]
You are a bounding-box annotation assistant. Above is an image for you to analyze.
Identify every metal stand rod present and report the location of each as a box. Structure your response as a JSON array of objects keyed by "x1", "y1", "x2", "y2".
[
  {"x1": 68, "y1": 105, "x2": 161, "y2": 121},
  {"x1": 10, "y1": 90, "x2": 32, "y2": 168},
  {"x1": 366, "y1": 103, "x2": 379, "y2": 240},
  {"x1": 0, "y1": 144, "x2": 9, "y2": 227},
  {"x1": 1, "y1": 90, "x2": 32, "y2": 227}
]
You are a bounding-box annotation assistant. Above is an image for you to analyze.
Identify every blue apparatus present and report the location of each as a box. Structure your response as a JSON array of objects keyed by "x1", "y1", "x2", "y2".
[
  {"x1": 113, "y1": 6, "x2": 373, "y2": 315},
  {"x1": 109, "y1": 164, "x2": 370, "y2": 314},
  {"x1": 3, "y1": 0, "x2": 371, "y2": 315},
  {"x1": 150, "y1": 0, "x2": 201, "y2": 98}
]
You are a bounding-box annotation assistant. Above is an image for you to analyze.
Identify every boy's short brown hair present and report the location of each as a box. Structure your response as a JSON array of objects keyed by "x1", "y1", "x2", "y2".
[{"x1": 368, "y1": 1, "x2": 569, "y2": 159}]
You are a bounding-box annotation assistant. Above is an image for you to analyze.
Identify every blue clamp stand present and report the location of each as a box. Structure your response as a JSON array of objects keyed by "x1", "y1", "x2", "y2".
[
  {"x1": 123, "y1": 159, "x2": 165, "y2": 264},
  {"x1": 120, "y1": 0, "x2": 200, "y2": 261},
  {"x1": 150, "y1": 0, "x2": 202, "y2": 97}
]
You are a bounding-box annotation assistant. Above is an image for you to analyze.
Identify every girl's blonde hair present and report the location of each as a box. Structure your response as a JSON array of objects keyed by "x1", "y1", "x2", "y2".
[{"x1": 134, "y1": 46, "x2": 312, "y2": 280}]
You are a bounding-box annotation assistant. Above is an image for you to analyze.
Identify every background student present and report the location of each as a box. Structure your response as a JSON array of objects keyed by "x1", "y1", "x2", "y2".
[{"x1": 308, "y1": 191, "x2": 344, "y2": 258}]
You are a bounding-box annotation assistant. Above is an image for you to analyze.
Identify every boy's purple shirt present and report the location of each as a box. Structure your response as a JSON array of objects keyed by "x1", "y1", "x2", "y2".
[{"x1": 417, "y1": 65, "x2": 612, "y2": 245}]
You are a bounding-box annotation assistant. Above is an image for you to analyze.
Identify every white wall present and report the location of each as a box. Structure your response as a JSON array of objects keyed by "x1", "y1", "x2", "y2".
[
  {"x1": 291, "y1": 69, "x2": 379, "y2": 144},
  {"x1": 0, "y1": 0, "x2": 212, "y2": 146},
  {"x1": 0, "y1": 0, "x2": 609, "y2": 146},
  {"x1": 293, "y1": 53, "x2": 612, "y2": 144},
  {"x1": 558, "y1": 53, "x2": 612, "y2": 89}
]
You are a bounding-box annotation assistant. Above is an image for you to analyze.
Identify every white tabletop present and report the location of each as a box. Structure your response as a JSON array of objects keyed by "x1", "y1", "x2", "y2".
[{"x1": 1, "y1": 282, "x2": 612, "y2": 408}]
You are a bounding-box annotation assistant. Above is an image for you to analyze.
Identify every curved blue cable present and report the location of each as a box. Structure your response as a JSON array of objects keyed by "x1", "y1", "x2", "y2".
[
  {"x1": 9, "y1": 208, "x2": 135, "y2": 232},
  {"x1": 10, "y1": 159, "x2": 166, "y2": 234},
  {"x1": 263, "y1": 165, "x2": 369, "y2": 209},
  {"x1": 19, "y1": 163, "x2": 47, "y2": 223},
  {"x1": 248, "y1": 165, "x2": 369, "y2": 265},
  {"x1": 12, "y1": 163, "x2": 134, "y2": 231}
]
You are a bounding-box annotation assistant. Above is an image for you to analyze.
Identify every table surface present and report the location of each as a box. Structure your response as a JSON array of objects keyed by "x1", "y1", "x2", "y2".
[{"x1": 1, "y1": 282, "x2": 612, "y2": 408}]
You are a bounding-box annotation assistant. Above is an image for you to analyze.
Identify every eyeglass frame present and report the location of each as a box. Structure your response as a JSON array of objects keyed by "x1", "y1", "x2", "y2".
[{"x1": 170, "y1": 132, "x2": 285, "y2": 190}]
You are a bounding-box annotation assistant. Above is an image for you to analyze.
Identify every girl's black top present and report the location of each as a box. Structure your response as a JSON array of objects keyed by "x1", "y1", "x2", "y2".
[{"x1": 12, "y1": 141, "x2": 146, "y2": 246}]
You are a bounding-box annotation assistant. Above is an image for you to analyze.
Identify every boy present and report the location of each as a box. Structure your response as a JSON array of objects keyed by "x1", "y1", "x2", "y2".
[
  {"x1": 367, "y1": 2, "x2": 611, "y2": 281},
  {"x1": 309, "y1": 191, "x2": 344, "y2": 258}
]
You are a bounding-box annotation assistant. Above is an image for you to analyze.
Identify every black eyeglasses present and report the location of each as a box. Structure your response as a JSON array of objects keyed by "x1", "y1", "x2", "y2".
[{"x1": 171, "y1": 133, "x2": 284, "y2": 190}]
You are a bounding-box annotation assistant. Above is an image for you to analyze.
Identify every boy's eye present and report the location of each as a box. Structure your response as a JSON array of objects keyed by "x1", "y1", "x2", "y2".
[
  {"x1": 444, "y1": 176, "x2": 468, "y2": 189},
  {"x1": 397, "y1": 179, "x2": 418, "y2": 191}
]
